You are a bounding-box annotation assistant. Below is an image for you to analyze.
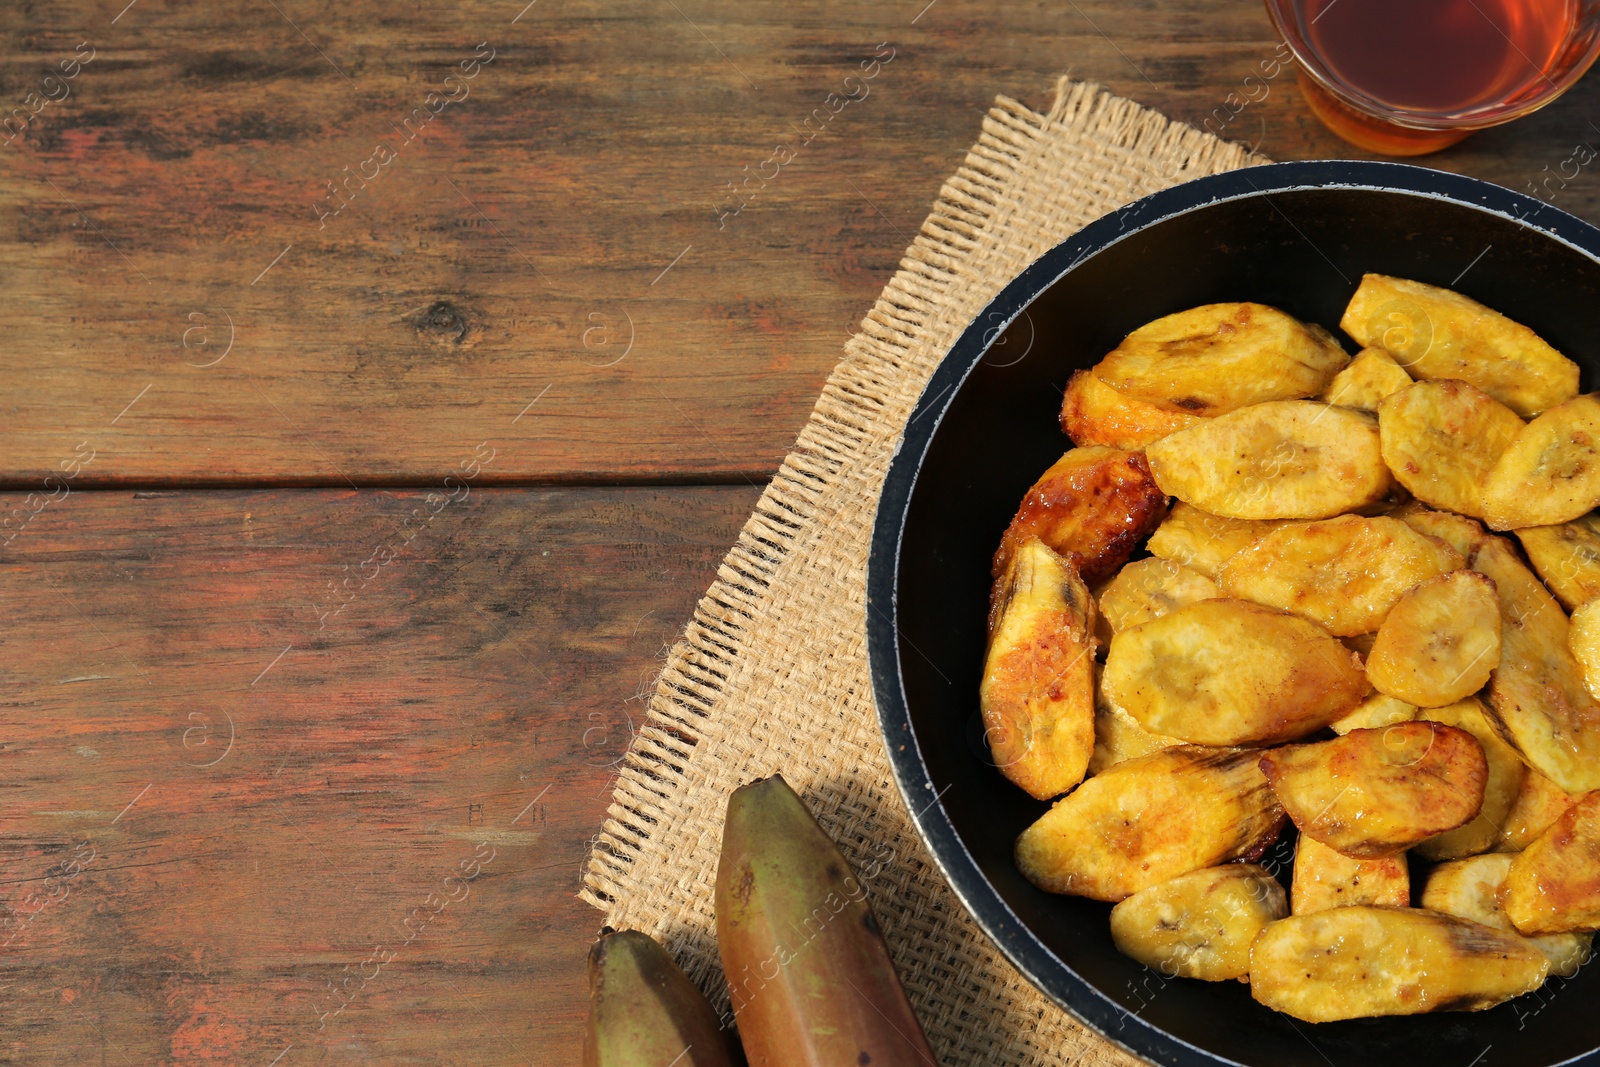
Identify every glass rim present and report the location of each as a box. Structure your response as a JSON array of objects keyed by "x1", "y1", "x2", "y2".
[{"x1": 1264, "y1": 0, "x2": 1600, "y2": 130}]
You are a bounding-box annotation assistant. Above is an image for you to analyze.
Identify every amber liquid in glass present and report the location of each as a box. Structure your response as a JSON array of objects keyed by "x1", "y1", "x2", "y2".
[{"x1": 1294, "y1": 0, "x2": 1577, "y2": 154}]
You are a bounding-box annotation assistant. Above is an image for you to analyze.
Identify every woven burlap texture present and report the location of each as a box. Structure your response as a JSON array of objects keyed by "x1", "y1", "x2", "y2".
[{"x1": 581, "y1": 78, "x2": 1267, "y2": 1066}]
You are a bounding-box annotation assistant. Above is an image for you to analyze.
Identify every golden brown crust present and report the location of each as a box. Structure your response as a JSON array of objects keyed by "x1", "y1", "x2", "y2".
[
  {"x1": 1094, "y1": 557, "x2": 1219, "y2": 636},
  {"x1": 1498, "y1": 770, "x2": 1577, "y2": 852},
  {"x1": 992, "y1": 446, "x2": 1167, "y2": 583},
  {"x1": 1250, "y1": 906, "x2": 1548, "y2": 1022},
  {"x1": 1145, "y1": 401, "x2": 1392, "y2": 520},
  {"x1": 1377, "y1": 379, "x2": 1524, "y2": 519},
  {"x1": 1258, "y1": 722, "x2": 1487, "y2": 858},
  {"x1": 1095, "y1": 302, "x2": 1349, "y2": 417},
  {"x1": 980, "y1": 539, "x2": 1098, "y2": 799},
  {"x1": 1109, "y1": 865, "x2": 1286, "y2": 981},
  {"x1": 1291, "y1": 834, "x2": 1409, "y2": 915},
  {"x1": 1482, "y1": 395, "x2": 1600, "y2": 530},
  {"x1": 1366, "y1": 571, "x2": 1502, "y2": 707},
  {"x1": 1144, "y1": 501, "x2": 1286, "y2": 579},
  {"x1": 1220, "y1": 515, "x2": 1464, "y2": 637},
  {"x1": 1506, "y1": 792, "x2": 1600, "y2": 935},
  {"x1": 1014, "y1": 745, "x2": 1285, "y2": 901},
  {"x1": 1414, "y1": 698, "x2": 1524, "y2": 861},
  {"x1": 1475, "y1": 535, "x2": 1600, "y2": 793},
  {"x1": 1342, "y1": 272, "x2": 1579, "y2": 418},
  {"x1": 1102, "y1": 598, "x2": 1370, "y2": 746},
  {"x1": 1423, "y1": 854, "x2": 1592, "y2": 976},
  {"x1": 1517, "y1": 515, "x2": 1600, "y2": 611},
  {"x1": 1059, "y1": 369, "x2": 1203, "y2": 449},
  {"x1": 1320, "y1": 346, "x2": 1413, "y2": 410}
]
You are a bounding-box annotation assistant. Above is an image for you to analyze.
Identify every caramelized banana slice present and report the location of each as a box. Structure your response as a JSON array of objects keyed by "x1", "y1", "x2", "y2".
[
  {"x1": 1095, "y1": 557, "x2": 1219, "y2": 636},
  {"x1": 1145, "y1": 502, "x2": 1287, "y2": 579},
  {"x1": 993, "y1": 447, "x2": 1167, "y2": 582},
  {"x1": 1474, "y1": 534, "x2": 1600, "y2": 794},
  {"x1": 1517, "y1": 514, "x2": 1600, "y2": 611},
  {"x1": 1059, "y1": 370, "x2": 1203, "y2": 449},
  {"x1": 1087, "y1": 688, "x2": 1181, "y2": 775},
  {"x1": 1094, "y1": 302, "x2": 1349, "y2": 417},
  {"x1": 1506, "y1": 792, "x2": 1600, "y2": 935},
  {"x1": 1015, "y1": 745, "x2": 1285, "y2": 902},
  {"x1": 1102, "y1": 599, "x2": 1369, "y2": 746},
  {"x1": 1109, "y1": 864, "x2": 1287, "y2": 981},
  {"x1": 1329, "y1": 692, "x2": 1417, "y2": 735},
  {"x1": 1423, "y1": 854, "x2": 1591, "y2": 976},
  {"x1": 1414, "y1": 698, "x2": 1525, "y2": 861},
  {"x1": 1366, "y1": 571, "x2": 1501, "y2": 707},
  {"x1": 1221, "y1": 515, "x2": 1464, "y2": 637},
  {"x1": 1393, "y1": 502, "x2": 1490, "y2": 558},
  {"x1": 1569, "y1": 599, "x2": 1600, "y2": 702},
  {"x1": 1292, "y1": 834, "x2": 1409, "y2": 915},
  {"x1": 1481, "y1": 395, "x2": 1600, "y2": 531},
  {"x1": 1251, "y1": 906, "x2": 1549, "y2": 1022},
  {"x1": 980, "y1": 538, "x2": 1097, "y2": 799},
  {"x1": 1342, "y1": 272, "x2": 1579, "y2": 417},
  {"x1": 1258, "y1": 722, "x2": 1487, "y2": 858},
  {"x1": 1321, "y1": 346, "x2": 1414, "y2": 410},
  {"x1": 1145, "y1": 401, "x2": 1392, "y2": 520},
  {"x1": 1499, "y1": 769, "x2": 1577, "y2": 852},
  {"x1": 1377, "y1": 379, "x2": 1524, "y2": 518}
]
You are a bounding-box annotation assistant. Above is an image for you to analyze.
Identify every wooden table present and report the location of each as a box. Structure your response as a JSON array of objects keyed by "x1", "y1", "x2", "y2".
[{"x1": 3, "y1": 1, "x2": 1597, "y2": 1062}]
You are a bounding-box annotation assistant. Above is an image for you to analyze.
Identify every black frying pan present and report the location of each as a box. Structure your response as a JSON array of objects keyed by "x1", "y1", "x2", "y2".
[{"x1": 868, "y1": 160, "x2": 1600, "y2": 1067}]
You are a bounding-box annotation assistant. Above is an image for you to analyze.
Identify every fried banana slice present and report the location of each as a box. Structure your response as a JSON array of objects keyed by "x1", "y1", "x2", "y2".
[
  {"x1": 1377, "y1": 379, "x2": 1524, "y2": 518},
  {"x1": 1251, "y1": 906, "x2": 1549, "y2": 1022},
  {"x1": 1102, "y1": 599, "x2": 1369, "y2": 746},
  {"x1": 1569, "y1": 599, "x2": 1600, "y2": 701},
  {"x1": 1258, "y1": 722, "x2": 1487, "y2": 858},
  {"x1": 1145, "y1": 401, "x2": 1392, "y2": 520},
  {"x1": 1109, "y1": 864, "x2": 1287, "y2": 980},
  {"x1": 1423, "y1": 854, "x2": 1591, "y2": 976},
  {"x1": 1393, "y1": 502, "x2": 1490, "y2": 558},
  {"x1": 1517, "y1": 514, "x2": 1600, "y2": 611},
  {"x1": 1329, "y1": 692, "x2": 1417, "y2": 735},
  {"x1": 1366, "y1": 571, "x2": 1501, "y2": 707},
  {"x1": 1291, "y1": 834, "x2": 1410, "y2": 915},
  {"x1": 1320, "y1": 346, "x2": 1413, "y2": 410},
  {"x1": 1094, "y1": 302, "x2": 1349, "y2": 417},
  {"x1": 1481, "y1": 394, "x2": 1600, "y2": 531},
  {"x1": 1415, "y1": 698, "x2": 1525, "y2": 861},
  {"x1": 1220, "y1": 515, "x2": 1464, "y2": 637},
  {"x1": 1144, "y1": 502, "x2": 1286, "y2": 579},
  {"x1": 1506, "y1": 792, "x2": 1600, "y2": 935},
  {"x1": 1342, "y1": 272, "x2": 1579, "y2": 417},
  {"x1": 1498, "y1": 769, "x2": 1577, "y2": 853},
  {"x1": 992, "y1": 447, "x2": 1167, "y2": 583},
  {"x1": 1474, "y1": 534, "x2": 1600, "y2": 794},
  {"x1": 1059, "y1": 369, "x2": 1203, "y2": 449},
  {"x1": 980, "y1": 538, "x2": 1097, "y2": 799},
  {"x1": 1095, "y1": 557, "x2": 1220, "y2": 636},
  {"x1": 1087, "y1": 689, "x2": 1181, "y2": 775},
  {"x1": 1015, "y1": 745, "x2": 1285, "y2": 901}
]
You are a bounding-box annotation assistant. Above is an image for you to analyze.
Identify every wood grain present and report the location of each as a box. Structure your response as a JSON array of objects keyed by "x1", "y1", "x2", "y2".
[
  {"x1": 0, "y1": 483, "x2": 760, "y2": 1065},
  {"x1": 6, "y1": 2, "x2": 1600, "y2": 1063},
  {"x1": 2, "y1": 0, "x2": 1596, "y2": 486}
]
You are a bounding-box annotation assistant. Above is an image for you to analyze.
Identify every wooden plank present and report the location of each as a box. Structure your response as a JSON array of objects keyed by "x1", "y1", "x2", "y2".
[
  {"x1": 5, "y1": 1, "x2": 1595, "y2": 486},
  {"x1": 0, "y1": 483, "x2": 761, "y2": 1064}
]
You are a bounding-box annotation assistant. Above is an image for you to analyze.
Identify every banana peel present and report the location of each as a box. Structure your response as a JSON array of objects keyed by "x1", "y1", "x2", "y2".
[
  {"x1": 584, "y1": 927, "x2": 741, "y2": 1067},
  {"x1": 716, "y1": 775, "x2": 936, "y2": 1067}
]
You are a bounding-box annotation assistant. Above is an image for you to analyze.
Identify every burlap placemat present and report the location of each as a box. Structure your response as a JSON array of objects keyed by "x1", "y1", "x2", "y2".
[{"x1": 581, "y1": 78, "x2": 1267, "y2": 1065}]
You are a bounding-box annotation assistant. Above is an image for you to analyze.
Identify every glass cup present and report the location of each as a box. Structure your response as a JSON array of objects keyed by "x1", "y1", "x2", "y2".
[{"x1": 1265, "y1": 0, "x2": 1600, "y2": 156}]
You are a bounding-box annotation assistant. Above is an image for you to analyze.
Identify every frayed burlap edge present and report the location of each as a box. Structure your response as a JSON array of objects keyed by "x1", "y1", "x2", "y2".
[{"x1": 581, "y1": 78, "x2": 1268, "y2": 1066}]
